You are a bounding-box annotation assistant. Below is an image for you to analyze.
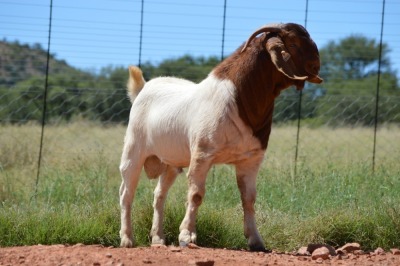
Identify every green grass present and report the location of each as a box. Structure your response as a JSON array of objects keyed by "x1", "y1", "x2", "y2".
[{"x1": 0, "y1": 123, "x2": 399, "y2": 251}]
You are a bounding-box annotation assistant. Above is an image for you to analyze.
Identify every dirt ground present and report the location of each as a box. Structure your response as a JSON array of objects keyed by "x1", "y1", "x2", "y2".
[{"x1": 1, "y1": 244, "x2": 400, "y2": 266}]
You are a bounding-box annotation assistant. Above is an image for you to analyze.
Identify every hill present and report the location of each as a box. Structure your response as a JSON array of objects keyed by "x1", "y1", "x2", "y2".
[{"x1": 0, "y1": 40, "x2": 89, "y2": 86}]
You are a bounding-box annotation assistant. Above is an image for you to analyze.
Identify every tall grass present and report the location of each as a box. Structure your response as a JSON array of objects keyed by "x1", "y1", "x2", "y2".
[{"x1": 0, "y1": 123, "x2": 399, "y2": 250}]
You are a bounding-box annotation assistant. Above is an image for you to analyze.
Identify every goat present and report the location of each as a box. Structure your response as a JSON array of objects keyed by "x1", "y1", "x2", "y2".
[{"x1": 119, "y1": 22, "x2": 322, "y2": 251}]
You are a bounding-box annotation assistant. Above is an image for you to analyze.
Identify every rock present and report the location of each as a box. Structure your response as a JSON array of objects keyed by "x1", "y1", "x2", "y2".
[
  {"x1": 374, "y1": 247, "x2": 385, "y2": 255},
  {"x1": 307, "y1": 243, "x2": 336, "y2": 256},
  {"x1": 337, "y1": 243, "x2": 361, "y2": 254},
  {"x1": 354, "y1": 250, "x2": 364, "y2": 255},
  {"x1": 297, "y1": 246, "x2": 310, "y2": 256},
  {"x1": 187, "y1": 243, "x2": 201, "y2": 249},
  {"x1": 105, "y1": 253, "x2": 112, "y2": 258},
  {"x1": 311, "y1": 247, "x2": 330, "y2": 260},
  {"x1": 390, "y1": 248, "x2": 400, "y2": 255}
]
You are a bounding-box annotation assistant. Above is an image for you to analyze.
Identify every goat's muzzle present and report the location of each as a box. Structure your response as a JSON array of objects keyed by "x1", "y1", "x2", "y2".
[{"x1": 305, "y1": 61, "x2": 323, "y2": 84}]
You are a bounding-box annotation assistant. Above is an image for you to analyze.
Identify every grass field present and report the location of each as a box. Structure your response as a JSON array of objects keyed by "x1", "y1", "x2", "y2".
[{"x1": 0, "y1": 123, "x2": 399, "y2": 251}]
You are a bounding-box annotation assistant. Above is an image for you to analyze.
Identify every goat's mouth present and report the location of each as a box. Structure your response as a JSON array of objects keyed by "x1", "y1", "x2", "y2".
[
  {"x1": 305, "y1": 63, "x2": 323, "y2": 84},
  {"x1": 294, "y1": 72, "x2": 322, "y2": 90},
  {"x1": 307, "y1": 74, "x2": 323, "y2": 84}
]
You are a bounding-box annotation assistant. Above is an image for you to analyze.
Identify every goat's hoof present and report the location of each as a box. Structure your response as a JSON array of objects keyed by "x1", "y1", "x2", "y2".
[
  {"x1": 120, "y1": 236, "x2": 134, "y2": 248},
  {"x1": 248, "y1": 243, "x2": 267, "y2": 252},
  {"x1": 248, "y1": 237, "x2": 266, "y2": 252},
  {"x1": 151, "y1": 236, "x2": 165, "y2": 245},
  {"x1": 178, "y1": 229, "x2": 197, "y2": 247}
]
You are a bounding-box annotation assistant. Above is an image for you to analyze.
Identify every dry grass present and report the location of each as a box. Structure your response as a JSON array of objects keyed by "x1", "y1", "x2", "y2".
[
  {"x1": 267, "y1": 125, "x2": 400, "y2": 172},
  {"x1": 1, "y1": 122, "x2": 398, "y2": 175}
]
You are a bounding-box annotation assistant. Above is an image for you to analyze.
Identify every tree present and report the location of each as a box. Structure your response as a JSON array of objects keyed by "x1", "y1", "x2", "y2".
[
  {"x1": 320, "y1": 35, "x2": 393, "y2": 83},
  {"x1": 89, "y1": 66, "x2": 131, "y2": 122},
  {"x1": 315, "y1": 35, "x2": 399, "y2": 126},
  {"x1": 141, "y1": 54, "x2": 220, "y2": 82}
]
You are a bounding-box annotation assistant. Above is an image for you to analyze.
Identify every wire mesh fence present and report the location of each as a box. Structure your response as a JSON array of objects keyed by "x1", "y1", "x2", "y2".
[{"x1": 0, "y1": 0, "x2": 399, "y2": 187}]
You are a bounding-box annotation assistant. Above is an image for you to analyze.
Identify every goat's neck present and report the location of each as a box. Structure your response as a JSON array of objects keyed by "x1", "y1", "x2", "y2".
[{"x1": 214, "y1": 47, "x2": 294, "y2": 149}]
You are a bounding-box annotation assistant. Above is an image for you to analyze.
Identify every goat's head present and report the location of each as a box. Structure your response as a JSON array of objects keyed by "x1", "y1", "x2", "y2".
[{"x1": 241, "y1": 23, "x2": 323, "y2": 89}]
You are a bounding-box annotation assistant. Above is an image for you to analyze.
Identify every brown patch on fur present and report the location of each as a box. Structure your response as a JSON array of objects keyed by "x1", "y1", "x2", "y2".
[
  {"x1": 214, "y1": 35, "x2": 295, "y2": 150},
  {"x1": 213, "y1": 24, "x2": 322, "y2": 149},
  {"x1": 192, "y1": 193, "x2": 203, "y2": 206}
]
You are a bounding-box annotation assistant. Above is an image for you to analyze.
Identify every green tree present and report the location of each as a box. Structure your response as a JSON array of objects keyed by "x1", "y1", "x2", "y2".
[
  {"x1": 316, "y1": 35, "x2": 399, "y2": 126},
  {"x1": 89, "y1": 66, "x2": 131, "y2": 122},
  {"x1": 320, "y1": 35, "x2": 392, "y2": 83},
  {"x1": 141, "y1": 54, "x2": 220, "y2": 82}
]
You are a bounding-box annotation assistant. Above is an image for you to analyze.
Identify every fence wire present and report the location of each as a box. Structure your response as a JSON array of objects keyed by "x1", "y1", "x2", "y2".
[{"x1": 0, "y1": 0, "x2": 399, "y2": 187}]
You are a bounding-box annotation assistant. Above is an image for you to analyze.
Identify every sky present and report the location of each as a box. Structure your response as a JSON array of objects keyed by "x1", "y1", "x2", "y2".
[{"x1": 1, "y1": 0, "x2": 400, "y2": 76}]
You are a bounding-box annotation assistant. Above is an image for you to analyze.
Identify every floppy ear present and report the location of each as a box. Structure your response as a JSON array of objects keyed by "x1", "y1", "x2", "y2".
[{"x1": 266, "y1": 37, "x2": 308, "y2": 81}]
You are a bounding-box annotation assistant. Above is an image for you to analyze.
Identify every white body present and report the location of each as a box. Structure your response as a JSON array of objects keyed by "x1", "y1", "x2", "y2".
[
  {"x1": 119, "y1": 71, "x2": 266, "y2": 250},
  {"x1": 119, "y1": 23, "x2": 322, "y2": 250}
]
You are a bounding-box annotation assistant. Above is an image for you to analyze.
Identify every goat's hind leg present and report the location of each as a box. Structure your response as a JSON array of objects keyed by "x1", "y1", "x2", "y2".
[
  {"x1": 119, "y1": 148, "x2": 145, "y2": 248},
  {"x1": 150, "y1": 165, "x2": 180, "y2": 245}
]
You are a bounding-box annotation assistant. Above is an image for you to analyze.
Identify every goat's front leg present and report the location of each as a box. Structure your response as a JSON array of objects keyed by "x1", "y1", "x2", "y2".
[
  {"x1": 150, "y1": 165, "x2": 180, "y2": 245},
  {"x1": 235, "y1": 154, "x2": 266, "y2": 251},
  {"x1": 179, "y1": 156, "x2": 211, "y2": 246}
]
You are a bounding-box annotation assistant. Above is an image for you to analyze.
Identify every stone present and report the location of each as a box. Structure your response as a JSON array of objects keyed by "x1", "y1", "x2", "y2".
[
  {"x1": 337, "y1": 243, "x2": 361, "y2": 254},
  {"x1": 354, "y1": 250, "x2": 364, "y2": 255},
  {"x1": 390, "y1": 248, "x2": 400, "y2": 255},
  {"x1": 307, "y1": 243, "x2": 336, "y2": 256},
  {"x1": 296, "y1": 246, "x2": 310, "y2": 256},
  {"x1": 187, "y1": 243, "x2": 201, "y2": 249},
  {"x1": 311, "y1": 247, "x2": 330, "y2": 260},
  {"x1": 374, "y1": 247, "x2": 385, "y2": 255}
]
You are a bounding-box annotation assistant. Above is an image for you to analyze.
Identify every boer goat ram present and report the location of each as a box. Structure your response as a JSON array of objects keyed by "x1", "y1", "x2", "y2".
[{"x1": 119, "y1": 22, "x2": 322, "y2": 251}]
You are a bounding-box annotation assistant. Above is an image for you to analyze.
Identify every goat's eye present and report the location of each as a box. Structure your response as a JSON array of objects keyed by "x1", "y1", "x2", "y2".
[{"x1": 288, "y1": 44, "x2": 297, "y2": 48}]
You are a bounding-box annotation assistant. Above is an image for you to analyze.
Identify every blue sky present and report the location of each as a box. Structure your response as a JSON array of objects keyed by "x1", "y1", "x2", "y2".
[{"x1": 1, "y1": 0, "x2": 399, "y2": 76}]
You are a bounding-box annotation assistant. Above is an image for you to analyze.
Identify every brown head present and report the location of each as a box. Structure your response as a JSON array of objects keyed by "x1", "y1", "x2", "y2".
[{"x1": 241, "y1": 23, "x2": 323, "y2": 89}]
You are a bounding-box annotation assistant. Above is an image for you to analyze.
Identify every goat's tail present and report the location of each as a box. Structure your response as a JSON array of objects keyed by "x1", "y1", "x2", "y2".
[{"x1": 127, "y1": 66, "x2": 146, "y2": 103}]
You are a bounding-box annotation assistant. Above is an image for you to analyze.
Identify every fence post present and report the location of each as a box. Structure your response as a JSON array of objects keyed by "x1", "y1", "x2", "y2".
[
  {"x1": 35, "y1": 0, "x2": 54, "y2": 197},
  {"x1": 372, "y1": 0, "x2": 386, "y2": 172},
  {"x1": 138, "y1": 0, "x2": 144, "y2": 68},
  {"x1": 221, "y1": 0, "x2": 227, "y2": 61},
  {"x1": 294, "y1": 0, "x2": 309, "y2": 177}
]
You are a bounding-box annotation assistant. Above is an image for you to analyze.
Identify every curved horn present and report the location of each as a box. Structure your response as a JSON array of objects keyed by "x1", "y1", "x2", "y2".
[{"x1": 240, "y1": 24, "x2": 283, "y2": 53}]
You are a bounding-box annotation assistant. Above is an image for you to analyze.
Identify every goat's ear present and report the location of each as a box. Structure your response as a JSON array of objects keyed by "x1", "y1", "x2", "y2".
[{"x1": 266, "y1": 37, "x2": 308, "y2": 81}]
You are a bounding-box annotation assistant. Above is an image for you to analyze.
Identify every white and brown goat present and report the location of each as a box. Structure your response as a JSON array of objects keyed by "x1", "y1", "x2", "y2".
[{"x1": 119, "y1": 23, "x2": 322, "y2": 251}]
